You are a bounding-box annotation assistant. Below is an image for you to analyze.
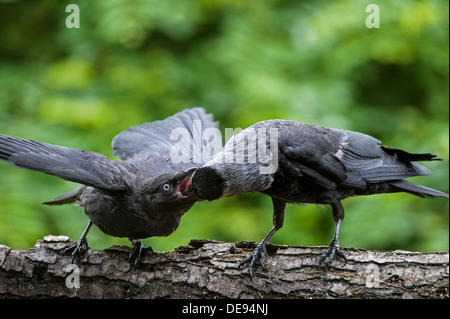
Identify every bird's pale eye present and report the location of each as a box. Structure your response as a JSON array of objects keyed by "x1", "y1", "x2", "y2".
[{"x1": 162, "y1": 183, "x2": 171, "y2": 191}]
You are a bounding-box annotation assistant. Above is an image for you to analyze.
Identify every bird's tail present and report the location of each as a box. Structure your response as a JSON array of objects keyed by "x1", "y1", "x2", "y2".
[
  {"x1": 42, "y1": 188, "x2": 84, "y2": 205},
  {"x1": 388, "y1": 180, "x2": 449, "y2": 198},
  {"x1": 381, "y1": 146, "x2": 443, "y2": 162}
]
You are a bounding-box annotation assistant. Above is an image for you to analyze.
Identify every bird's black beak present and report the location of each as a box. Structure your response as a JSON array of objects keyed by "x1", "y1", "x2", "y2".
[{"x1": 176, "y1": 167, "x2": 197, "y2": 198}]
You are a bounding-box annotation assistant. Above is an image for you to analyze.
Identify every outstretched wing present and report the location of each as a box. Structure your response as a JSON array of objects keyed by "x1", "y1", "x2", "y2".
[
  {"x1": 112, "y1": 107, "x2": 220, "y2": 171},
  {"x1": 0, "y1": 135, "x2": 129, "y2": 191}
]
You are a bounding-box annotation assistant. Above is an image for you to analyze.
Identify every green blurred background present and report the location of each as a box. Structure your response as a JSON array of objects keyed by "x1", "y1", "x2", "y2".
[{"x1": 0, "y1": 0, "x2": 448, "y2": 254}]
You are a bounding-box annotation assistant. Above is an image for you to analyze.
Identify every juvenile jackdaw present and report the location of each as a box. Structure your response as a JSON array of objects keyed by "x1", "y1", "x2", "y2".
[
  {"x1": 184, "y1": 119, "x2": 449, "y2": 276},
  {"x1": 0, "y1": 107, "x2": 217, "y2": 264}
]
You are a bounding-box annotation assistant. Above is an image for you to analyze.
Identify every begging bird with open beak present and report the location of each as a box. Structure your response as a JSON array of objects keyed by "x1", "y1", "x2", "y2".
[{"x1": 0, "y1": 107, "x2": 216, "y2": 264}]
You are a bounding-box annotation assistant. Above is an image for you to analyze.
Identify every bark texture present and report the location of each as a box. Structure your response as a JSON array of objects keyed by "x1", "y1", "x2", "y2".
[{"x1": 0, "y1": 235, "x2": 448, "y2": 299}]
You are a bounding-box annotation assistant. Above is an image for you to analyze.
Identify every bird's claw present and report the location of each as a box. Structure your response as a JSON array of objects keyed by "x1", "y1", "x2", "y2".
[
  {"x1": 239, "y1": 243, "x2": 268, "y2": 277},
  {"x1": 319, "y1": 239, "x2": 347, "y2": 269},
  {"x1": 64, "y1": 237, "x2": 90, "y2": 264},
  {"x1": 128, "y1": 241, "x2": 151, "y2": 266}
]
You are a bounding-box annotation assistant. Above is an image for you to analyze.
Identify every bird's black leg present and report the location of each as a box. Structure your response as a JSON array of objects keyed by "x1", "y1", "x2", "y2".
[
  {"x1": 64, "y1": 220, "x2": 93, "y2": 264},
  {"x1": 320, "y1": 202, "x2": 347, "y2": 268},
  {"x1": 128, "y1": 239, "x2": 147, "y2": 266},
  {"x1": 239, "y1": 227, "x2": 275, "y2": 277},
  {"x1": 239, "y1": 198, "x2": 286, "y2": 277}
]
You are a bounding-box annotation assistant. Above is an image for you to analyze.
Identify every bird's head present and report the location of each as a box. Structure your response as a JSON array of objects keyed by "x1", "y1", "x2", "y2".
[
  {"x1": 143, "y1": 167, "x2": 198, "y2": 209},
  {"x1": 180, "y1": 166, "x2": 225, "y2": 201}
]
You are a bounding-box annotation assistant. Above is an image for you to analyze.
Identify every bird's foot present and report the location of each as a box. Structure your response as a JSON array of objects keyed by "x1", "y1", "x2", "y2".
[
  {"x1": 129, "y1": 240, "x2": 143, "y2": 266},
  {"x1": 239, "y1": 242, "x2": 268, "y2": 277},
  {"x1": 64, "y1": 237, "x2": 90, "y2": 264},
  {"x1": 129, "y1": 240, "x2": 152, "y2": 266},
  {"x1": 319, "y1": 239, "x2": 347, "y2": 269}
]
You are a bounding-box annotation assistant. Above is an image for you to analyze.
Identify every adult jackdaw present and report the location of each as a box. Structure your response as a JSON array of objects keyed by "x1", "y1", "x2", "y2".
[
  {"x1": 184, "y1": 119, "x2": 449, "y2": 276},
  {"x1": 0, "y1": 107, "x2": 217, "y2": 264}
]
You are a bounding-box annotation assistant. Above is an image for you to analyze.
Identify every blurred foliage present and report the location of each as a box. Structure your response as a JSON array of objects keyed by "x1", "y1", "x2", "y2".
[{"x1": 0, "y1": 0, "x2": 448, "y2": 253}]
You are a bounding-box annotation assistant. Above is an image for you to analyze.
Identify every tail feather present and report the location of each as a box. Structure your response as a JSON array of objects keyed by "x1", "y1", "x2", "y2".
[
  {"x1": 389, "y1": 180, "x2": 449, "y2": 198},
  {"x1": 381, "y1": 146, "x2": 443, "y2": 162},
  {"x1": 42, "y1": 188, "x2": 84, "y2": 205}
]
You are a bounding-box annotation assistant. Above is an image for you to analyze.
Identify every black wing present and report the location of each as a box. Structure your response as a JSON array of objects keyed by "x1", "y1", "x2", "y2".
[
  {"x1": 0, "y1": 135, "x2": 129, "y2": 191},
  {"x1": 111, "y1": 107, "x2": 219, "y2": 173},
  {"x1": 336, "y1": 129, "x2": 435, "y2": 186},
  {"x1": 279, "y1": 121, "x2": 435, "y2": 189}
]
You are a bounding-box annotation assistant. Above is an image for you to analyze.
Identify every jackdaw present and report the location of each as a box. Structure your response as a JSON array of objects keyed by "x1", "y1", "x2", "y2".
[
  {"x1": 184, "y1": 119, "x2": 449, "y2": 276},
  {"x1": 0, "y1": 107, "x2": 217, "y2": 264}
]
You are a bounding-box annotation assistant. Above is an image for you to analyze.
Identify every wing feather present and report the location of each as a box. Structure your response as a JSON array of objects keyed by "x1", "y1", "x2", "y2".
[
  {"x1": 111, "y1": 108, "x2": 219, "y2": 170},
  {"x1": 0, "y1": 135, "x2": 128, "y2": 191}
]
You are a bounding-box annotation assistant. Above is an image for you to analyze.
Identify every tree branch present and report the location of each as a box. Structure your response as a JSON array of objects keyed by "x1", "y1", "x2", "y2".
[{"x1": 0, "y1": 236, "x2": 448, "y2": 299}]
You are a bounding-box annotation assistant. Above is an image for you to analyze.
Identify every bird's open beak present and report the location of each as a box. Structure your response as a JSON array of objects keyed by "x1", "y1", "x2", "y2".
[{"x1": 176, "y1": 168, "x2": 196, "y2": 198}]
